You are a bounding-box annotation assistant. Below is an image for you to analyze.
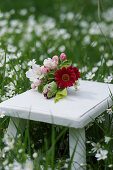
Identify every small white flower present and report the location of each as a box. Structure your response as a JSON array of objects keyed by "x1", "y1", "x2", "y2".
[
  {"x1": 12, "y1": 161, "x2": 22, "y2": 170},
  {"x1": 97, "y1": 115, "x2": 105, "y2": 123},
  {"x1": 15, "y1": 65, "x2": 21, "y2": 71},
  {"x1": 104, "y1": 53, "x2": 109, "y2": 59},
  {"x1": 17, "y1": 52, "x2": 22, "y2": 58},
  {"x1": 99, "y1": 46, "x2": 104, "y2": 52},
  {"x1": 91, "y1": 142, "x2": 101, "y2": 153},
  {"x1": 81, "y1": 66, "x2": 88, "y2": 73},
  {"x1": 105, "y1": 136, "x2": 111, "y2": 144},
  {"x1": 91, "y1": 41, "x2": 97, "y2": 47},
  {"x1": 66, "y1": 12, "x2": 74, "y2": 20},
  {"x1": 95, "y1": 149, "x2": 108, "y2": 160},
  {"x1": 24, "y1": 160, "x2": 33, "y2": 170},
  {"x1": 3, "y1": 159, "x2": 8, "y2": 165},
  {"x1": 0, "y1": 48, "x2": 5, "y2": 56},
  {"x1": 0, "y1": 149, "x2": 5, "y2": 158},
  {"x1": 28, "y1": 59, "x2": 36, "y2": 67},
  {"x1": 3, "y1": 133, "x2": 14, "y2": 149},
  {"x1": 58, "y1": 45, "x2": 66, "y2": 52},
  {"x1": 18, "y1": 149, "x2": 23, "y2": 153},
  {"x1": 0, "y1": 112, "x2": 5, "y2": 118},
  {"x1": 108, "y1": 164, "x2": 113, "y2": 168},
  {"x1": 83, "y1": 35, "x2": 90, "y2": 45},
  {"x1": 92, "y1": 67, "x2": 98, "y2": 73},
  {"x1": 0, "y1": 63, "x2": 3, "y2": 67},
  {"x1": 106, "y1": 60, "x2": 113, "y2": 67},
  {"x1": 7, "y1": 45, "x2": 17, "y2": 53},
  {"x1": 104, "y1": 76, "x2": 112, "y2": 83},
  {"x1": 86, "y1": 72, "x2": 95, "y2": 80},
  {"x1": 19, "y1": 9, "x2": 27, "y2": 16},
  {"x1": 33, "y1": 152, "x2": 38, "y2": 158},
  {"x1": 106, "y1": 108, "x2": 113, "y2": 115}
]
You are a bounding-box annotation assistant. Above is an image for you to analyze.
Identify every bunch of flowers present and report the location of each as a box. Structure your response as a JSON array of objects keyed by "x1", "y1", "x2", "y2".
[{"x1": 26, "y1": 53, "x2": 81, "y2": 102}]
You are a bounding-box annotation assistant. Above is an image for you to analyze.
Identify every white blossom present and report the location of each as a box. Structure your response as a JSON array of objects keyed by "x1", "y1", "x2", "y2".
[
  {"x1": 86, "y1": 72, "x2": 95, "y2": 80},
  {"x1": 105, "y1": 136, "x2": 111, "y2": 144},
  {"x1": 0, "y1": 112, "x2": 5, "y2": 118},
  {"x1": 95, "y1": 149, "x2": 108, "y2": 160},
  {"x1": 106, "y1": 108, "x2": 113, "y2": 115}
]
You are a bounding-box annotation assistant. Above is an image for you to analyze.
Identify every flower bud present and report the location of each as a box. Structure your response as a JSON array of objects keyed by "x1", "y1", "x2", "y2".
[
  {"x1": 43, "y1": 81, "x2": 58, "y2": 99},
  {"x1": 60, "y1": 53, "x2": 66, "y2": 61}
]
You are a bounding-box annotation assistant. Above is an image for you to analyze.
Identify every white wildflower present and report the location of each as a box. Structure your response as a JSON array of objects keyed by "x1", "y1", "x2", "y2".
[
  {"x1": 24, "y1": 160, "x2": 33, "y2": 170},
  {"x1": 66, "y1": 12, "x2": 74, "y2": 20},
  {"x1": 3, "y1": 133, "x2": 14, "y2": 149},
  {"x1": 58, "y1": 45, "x2": 66, "y2": 52},
  {"x1": 33, "y1": 152, "x2": 38, "y2": 158},
  {"x1": 106, "y1": 108, "x2": 113, "y2": 115},
  {"x1": 0, "y1": 149, "x2": 5, "y2": 158},
  {"x1": 91, "y1": 142, "x2": 101, "y2": 153},
  {"x1": 86, "y1": 72, "x2": 95, "y2": 80},
  {"x1": 95, "y1": 149, "x2": 108, "y2": 160},
  {"x1": 28, "y1": 59, "x2": 36, "y2": 67},
  {"x1": 106, "y1": 60, "x2": 113, "y2": 67},
  {"x1": 97, "y1": 115, "x2": 105, "y2": 123},
  {"x1": 105, "y1": 136, "x2": 111, "y2": 144},
  {"x1": 0, "y1": 63, "x2": 3, "y2": 67},
  {"x1": 92, "y1": 67, "x2": 98, "y2": 73},
  {"x1": 7, "y1": 45, "x2": 17, "y2": 53},
  {"x1": 104, "y1": 76, "x2": 112, "y2": 83},
  {"x1": 91, "y1": 41, "x2": 97, "y2": 47},
  {"x1": 108, "y1": 164, "x2": 113, "y2": 168},
  {"x1": 19, "y1": 9, "x2": 27, "y2": 16},
  {"x1": 0, "y1": 112, "x2": 5, "y2": 118},
  {"x1": 3, "y1": 159, "x2": 8, "y2": 166},
  {"x1": 18, "y1": 149, "x2": 23, "y2": 153}
]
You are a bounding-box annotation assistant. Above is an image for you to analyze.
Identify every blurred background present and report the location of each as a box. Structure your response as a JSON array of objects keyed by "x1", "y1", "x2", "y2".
[{"x1": 0, "y1": 1, "x2": 113, "y2": 169}]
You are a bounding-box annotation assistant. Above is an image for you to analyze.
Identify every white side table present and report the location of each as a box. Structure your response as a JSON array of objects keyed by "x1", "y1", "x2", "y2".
[{"x1": 0, "y1": 80, "x2": 113, "y2": 170}]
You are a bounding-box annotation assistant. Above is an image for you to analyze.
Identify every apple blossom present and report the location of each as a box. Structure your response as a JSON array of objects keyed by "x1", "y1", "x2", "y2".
[
  {"x1": 40, "y1": 66, "x2": 47, "y2": 74},
  {"x1": 52, "y1": 55, "x2": 58, "y2": 64}
]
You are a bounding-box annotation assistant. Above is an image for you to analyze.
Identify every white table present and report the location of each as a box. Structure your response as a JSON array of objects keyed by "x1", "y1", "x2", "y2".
[{"x1": 0, "y1": 80, "x2": 113, "y2": 170}]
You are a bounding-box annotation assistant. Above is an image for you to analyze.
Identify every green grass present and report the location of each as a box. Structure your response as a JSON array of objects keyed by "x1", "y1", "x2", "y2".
[{"x1": 0, "y1": 0, "x2": 113, "y2": 169}]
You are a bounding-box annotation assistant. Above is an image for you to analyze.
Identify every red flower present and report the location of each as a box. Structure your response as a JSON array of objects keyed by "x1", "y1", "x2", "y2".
[
  {"x1": 68, "y1": 66, "x2": 81, "y2": 80},
  {"x1": 55, "y1": 67, "x2": 76, "y2": 88}
]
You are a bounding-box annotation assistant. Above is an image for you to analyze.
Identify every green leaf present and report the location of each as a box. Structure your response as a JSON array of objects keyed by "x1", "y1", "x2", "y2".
[
  {"x1": 59, "y1": 59, "x2": 72, "y2": 69},
  {"x1": 38, "y1": 83, "x2": 45, "y2": 93},
  {"x1": 54, "y1": 88, "x2": 67, "y2": 103}
]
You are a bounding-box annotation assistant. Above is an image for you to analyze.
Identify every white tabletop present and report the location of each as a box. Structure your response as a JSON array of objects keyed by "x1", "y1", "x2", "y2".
[{"x1": 0, "y1": 80, "x2": 113, "y2": 128}]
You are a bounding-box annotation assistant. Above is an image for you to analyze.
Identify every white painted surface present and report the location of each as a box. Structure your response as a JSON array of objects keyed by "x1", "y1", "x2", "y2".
[
  {"x1": 0, "y1": 80, "x2": 113, "y2": 128},
  {"x1": 7, "y1": 117, "x2": 26, "y2": 137},
  {"x1": 69, "y1": 128, "x2": 86, "y2": 170}
]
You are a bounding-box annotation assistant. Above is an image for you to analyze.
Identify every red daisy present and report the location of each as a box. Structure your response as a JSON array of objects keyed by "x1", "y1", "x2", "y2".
[
  {"x1": 68, "y1": 66, "x2": 81, "y2": 80},
  {"x1": 55, "y1": 67, "x2": 76, "y2": 88}
]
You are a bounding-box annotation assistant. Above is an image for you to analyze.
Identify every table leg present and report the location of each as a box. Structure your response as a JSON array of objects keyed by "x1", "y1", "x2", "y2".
[
  {"x1": 69, "y1": 127, "x2": 86, "y2": 170},
  {"x1": 7, "y1": 117, "x2": 26, "y2": 138}
]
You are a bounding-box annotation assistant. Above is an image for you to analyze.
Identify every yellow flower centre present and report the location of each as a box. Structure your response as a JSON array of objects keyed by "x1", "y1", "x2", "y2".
[
  {"x1": 37, "y1": 72, "x2": 40, "y2": 76},
  {"x1": 62, "y1": 74, "x2": 70, "y2": 82}
]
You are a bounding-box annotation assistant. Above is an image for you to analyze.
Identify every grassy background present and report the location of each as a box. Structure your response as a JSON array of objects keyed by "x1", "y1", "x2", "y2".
[{"x1": 0, "y1": 0, "x2": 113, "y2": 169}]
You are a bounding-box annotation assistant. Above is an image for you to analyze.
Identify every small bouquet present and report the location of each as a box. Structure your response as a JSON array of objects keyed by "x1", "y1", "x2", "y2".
[{"x1": 26, "y1": 53, "x2": 81, "y2": 103}]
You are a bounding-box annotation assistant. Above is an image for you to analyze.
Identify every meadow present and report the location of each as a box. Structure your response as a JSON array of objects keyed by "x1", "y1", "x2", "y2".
[{"x1": 0, "y1": 0, "x2": 113, "y2": 169}]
